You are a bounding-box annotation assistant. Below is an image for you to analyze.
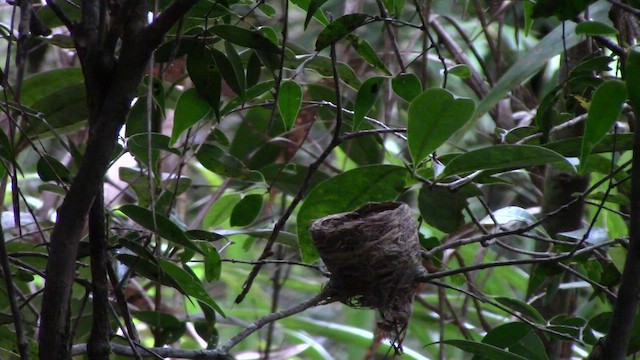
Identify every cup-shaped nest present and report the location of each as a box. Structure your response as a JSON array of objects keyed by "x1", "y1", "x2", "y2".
[{"x1": 310, "y1": 202, "x2": 424, "y2": 349}]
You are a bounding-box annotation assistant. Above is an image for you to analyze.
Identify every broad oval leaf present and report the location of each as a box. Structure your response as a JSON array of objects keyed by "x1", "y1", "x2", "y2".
[
  {"x1": 133, "y1": 310, "x2": 186, "y2": 345},
  {"x1": 575, "y1": 20, "x2": 618, "y2": 35},
  {"x1": 171, "y1": 88, "x2": 211, "y2": 145},
  {"x1": 304, "y1": 0, "x2": 329, "y2": 29},
  {"x1": 440, "y1": 145, "x2": 573, "y2": 178},
  {"x1": 353, "y1": 77, "x2": 385, "y2": 130},
  {"x1": 119, "y1": 204, "x2": 204, "y2": 255},
  {"x1": 20, "y1": 67, "x2": 83, "y2": 106},
  {"x1": 481, "y1": 322, "x2": 532, "y2": 349},
  {"x1": 580, "y1": 80, "x2": 627, "y2": 172},
  {"x1": 204, "y1": 193, "x2": 242, "y2": 228},
  {"x1": 230, "y1": 194, "x2": 263, "y2": 227},
  {"x1": 28, "y1": 83, "x2": 88, "y2": 136},
  {"x1": 210, "y1": 47, "x2": 243, "y2": 98},
  {"x1": 224, "y1": 42, "x2": 246, "y2": 99},
  {"x1": 297, "y1": 165, "x2": 407, "y2": 262},
  {"x1": 495, "y1": 297, "x2": 546, "y2": 324},
  {"x1": 117, "y1": 253, "x2": 180, "y2": 289},
  {"x1": 347, "y1": 35, "x2": 391, "y2": 75},
  {"x1": 37, "y1": 155, "x2": 71, "y2": 183},
  {"x1": 448, "y1": 64, "x2": 472, "y2": 79},
  {"x1": 419, "y1": 183, "x2": 481, "y2": 233},
  {"x1": 203, "y1": 245, "x2": 222, "y2": 282},
  {"x1": 392, "y1": 73, "x2": 422, "y2": 102},
  {"x1": 196, "y1": 144, "x2": 262, "y2": 181},
  {"x1": 133, "y1": 310, "x2": 184, "y2": 329},
  {"x1": 278, "y1": 80, "x2": 303, "y2": 131},
  {"x1": 408, "y1": 88, "x2": 475, "y2": 166},
  {"x1": 187, "y1": 45, "x2": 222, "y2": 118},
  {"x1": 315, "y1": 13, "x2": 371, "y2": 51},
  {"x1": 532, "y1": 0, "x2": 595, "y2": 20},
  {"x1": 159, "y1": 259, "x2": 225, "y2": 316},
  {"x1": 208, "y1": 25, "x2": 280, "y2": 53}
]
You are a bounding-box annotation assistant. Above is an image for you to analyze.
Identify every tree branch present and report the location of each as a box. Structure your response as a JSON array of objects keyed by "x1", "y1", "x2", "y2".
[
  {"x1": 87, "y1": 190, "x2": 111, "y2": 360},
  {"x1": 600, "y1": 69, "x2": 640, "y2": 360},
  {"x1": 221, "y1": 291, "x2": 333, "y2": 353}
]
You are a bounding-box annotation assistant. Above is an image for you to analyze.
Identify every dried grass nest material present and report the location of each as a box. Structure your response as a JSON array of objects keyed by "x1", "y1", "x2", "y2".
[{"x1": 310, "y1": 201, "x2": 426, "y2": 349}]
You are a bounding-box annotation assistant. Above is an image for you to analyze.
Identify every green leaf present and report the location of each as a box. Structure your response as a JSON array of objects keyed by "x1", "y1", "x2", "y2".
[
  {"x1": 408, "y1": 88, "x2": 475, "y2": 166},
  {"x1": 128, "y1": 133, "x2": 179, "y2": 169},
  {"x1": 441, "y1": 145, "x2": 572, "y2": 178},
  {"x1": 196, "y1": 144, "x2": 262, "y2": 181},
  {"x1": 187, "y1": 45, "x2": 222, "y2": 119},
  {"x1": 209, "y1": 25, "x2": 280, "y2": 53},
  {"x1": 418, "y1": 184, "x2": 481, "y2": 233},
  {"x1": 575, "y1": 20, "x2": 618, "y2": 35},
  {"x1": 28, "y1": 83, "x2": 88, "y2": 136},
  {"x1": 278, "y1": 80, "x2": 303, "y2": 131},
  {"x1": 495, "y1": 297, "x2": 546, "y2": 324},
  {"x1": 480, "y1": 322, "x2": 532, "y2": 349},
  {"x1": 258, "y1": 3, "x2": 276, "y2": 17},
  {"x1": 392, "y1": 73, "x2": 422, "y2": 102},
  {"x1": 439, "y1": 339, "x2": 527, "y2": 360},
  {"x1": 531, "y1": 0, "x2": 595, "y2": 20},
  {"x1": 523, "y1": 1, "x2": 534, "y2": 37},
  {"x1": 134, "y1": 311, "x2": 186, "y2": 345},
  {"x1": 20, "y1": 67, "x2": 83, "y2": 107},
  {"x1": 448, "y1": 64, "x2": 472, "y2": 79},
  {"x1": 224, "y1": 42, "x2": 246, "y2": 99},
  {"x1": 260, "y1": 163, "x2": 330, "y2": 196},
  {"x1": 347, "y1": 35, "x2": 391, "y2": 75},
  {"x1": 119, "y1": 204, "x2": 204, "y2": 255},
  {"x1": 297, "y1": 56, "x2": 362, "y2": 89},
  {"x1": 171, "y1": 88, "x2": 211, "y2": 145},
  {"x1": 315, "y1": 14, "x2": 371, "y2": 51},
  {"x1": 133, "y1": 310, "x2": 185, "y2": 330},
  {"x1": 117, "y1": 253, "x2": 181, "y2": 289},
  {"x1": 580, "y1": 80, "x2": 627, "y2": 172},
  {"x1": 159, "y1": 259, "x2": 226, "y2": 317},
  {"x1": 204, "y1": 194, "x2": 242, "y2": 228},
  {"x1": 297, "y1": 165, "x2": 407, "y2": 262},
  {"x1": 353, "y1": 77, "x2": 385, "y2": 130},
  {"x1": 304, "y1": 0, "x2": 329, "y2": 29},
  {"x1": 230, "y1": 194, "x2": 263, "y2": 227},
  {"x1": 203, "y1": 245, "x2": 222, "y2": 282},
  {"x1": 210, "y1": 47, "x2": 243, "y2": 99},
  {"x1": 37, "y1": 155, "x2": 71, "y2": 183},
  {"x1": 222, "y1": 80, "x2": 275, "y2": 116},
  {"x1": 339, "y1": 121, "x2": 384, "y2": 165},
  {"x1": 625, "y1": 48, "x2": 640, "y2": 112}
]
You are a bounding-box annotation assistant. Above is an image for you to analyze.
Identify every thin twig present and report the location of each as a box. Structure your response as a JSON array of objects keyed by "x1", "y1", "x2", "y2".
[
  {"x1": 221, "y1": 291, "x2": 334, "y2": 353},
  {"x1": 235, "y1": 41, "x2": 345, "y2": 304}
]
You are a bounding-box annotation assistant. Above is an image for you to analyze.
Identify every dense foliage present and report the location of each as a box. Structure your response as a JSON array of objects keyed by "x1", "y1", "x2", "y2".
[{"x1": 2, "y1": 0, "x2": 640, "y2": 359}]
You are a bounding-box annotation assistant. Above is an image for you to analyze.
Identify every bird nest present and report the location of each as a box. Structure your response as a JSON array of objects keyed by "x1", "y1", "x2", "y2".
[{"x1": 310, "y1": 202, "x2": 425, "y2": 351}]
